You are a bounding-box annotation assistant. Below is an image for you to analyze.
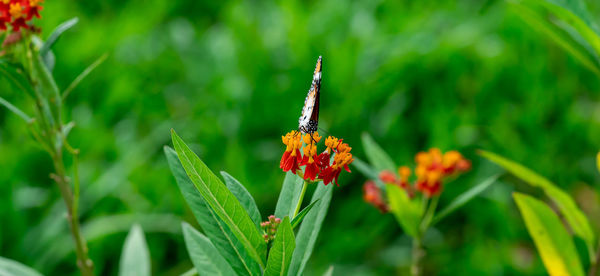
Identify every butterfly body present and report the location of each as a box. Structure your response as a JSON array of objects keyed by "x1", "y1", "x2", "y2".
[{"x1": 298, "y1": 56, "x2": 322, "y2": 134}]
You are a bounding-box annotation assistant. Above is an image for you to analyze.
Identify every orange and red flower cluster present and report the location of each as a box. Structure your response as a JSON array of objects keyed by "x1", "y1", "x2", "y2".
[
  {"x1": 0, "y1": 0, "x2": 43, "y2": 32},
  {"x1": 364, "y1": 148, "x2": 471, "y2": 211},
  {"x1": 280, "y1": 130, "x2": 353, "y2": 186}
]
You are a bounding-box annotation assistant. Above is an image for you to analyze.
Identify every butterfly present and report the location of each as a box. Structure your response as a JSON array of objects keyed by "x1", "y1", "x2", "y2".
[{"x1": 298, "y1": 56, "x2": 322, "y2": 134}]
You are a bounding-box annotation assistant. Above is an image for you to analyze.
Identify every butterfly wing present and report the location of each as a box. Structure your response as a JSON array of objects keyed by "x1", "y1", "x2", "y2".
[{"x1": 298, "y1": 56, "x2": 322, "y2": 134}]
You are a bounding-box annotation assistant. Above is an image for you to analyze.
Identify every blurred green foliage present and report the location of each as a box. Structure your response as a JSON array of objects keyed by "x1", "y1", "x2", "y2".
[{"x1": 2, "y1": 0, "x2": 600, "y2": 275}]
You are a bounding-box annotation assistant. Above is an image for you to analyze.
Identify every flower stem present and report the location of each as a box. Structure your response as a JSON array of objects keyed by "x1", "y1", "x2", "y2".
[
  {"x1": 411, "y1": 237, "x2": 424, "y2": 276},
  {"x1": 292, "y1": 180, "x2": 309, "y2": 218},
  {"x1": 589, "y1": 241, "x2": 600, "y2": 276}
]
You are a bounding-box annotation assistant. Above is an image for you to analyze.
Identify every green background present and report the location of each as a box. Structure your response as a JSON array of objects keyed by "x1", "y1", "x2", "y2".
[{"x1": 1, "y1": 0, "x2": 600, "y2": 275}]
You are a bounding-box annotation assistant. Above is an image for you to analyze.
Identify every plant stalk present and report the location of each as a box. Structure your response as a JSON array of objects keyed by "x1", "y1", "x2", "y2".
[
  {"x1": 292, "y1": 180, "x2": 309, "y2": 218},
  {"x1": 589, "y1": 241, "x2": 600, "y2": 276},
  {"x1": 411, "y1": 237, "x2": 424, "y2": 276}
]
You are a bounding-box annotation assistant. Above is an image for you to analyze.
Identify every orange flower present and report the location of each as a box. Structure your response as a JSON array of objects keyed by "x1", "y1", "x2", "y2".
[
  {"x1": 413, "y1": 148, "x2": 471, "y2": 197},
  {"x1": 280, "y1": 130, "x2": 353, "y2": 185},
  {"x1": 0, "y1": 0, "x2": 43, "y2": 32}
]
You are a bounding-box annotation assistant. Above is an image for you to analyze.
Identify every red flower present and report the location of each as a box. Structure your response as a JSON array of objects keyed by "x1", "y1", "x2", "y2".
[
  {"x1": 319, "y1": 150, "x2": 353, "y2": 186},
  {"x1": 379, "y1": 170, "x2": 397, "y2": 183},
  {"x1": 363, "y1": 181, "x2": 388, "y2": 212},
  {"x1": 280, "y1": 131, "x2": 302, "y2": 174}
]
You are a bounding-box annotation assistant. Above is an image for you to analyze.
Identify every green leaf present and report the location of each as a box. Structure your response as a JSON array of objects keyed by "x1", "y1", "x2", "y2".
[
  {"x1": 165, "y1": 146, "x2": 261, "y2": 276},
  {"x1": 0, "y1": 60, "x2": 36, "y2": 98},
  {"x1": 0, "y1": 257, "x2": 43, "y2": 276},
  {"x1": 361, "y1": 132, "x2": 396, "y2": 173},
  {"x1": 288, "y1": 183, "x2": 333, "y2": 276},
  {"x1": 171, "y1": 130, "x2": 267, "y2": 267},
  {"x1": 119, "y1": 224, "x2": 151, "y2": 276},
  {"x1": 221, "y1": 171, "x2": 262, "y2": 230},
  {"x1": 62, "y1": 53, "x2": 108, "y2": 100},
  {"x1": 351, "y1": 157, "x2": 386, "y2": 190},
  {"x1": 179, "y1": 268, "x2": 197, "y2": 276},
  {"x1": 479, "y1": 150, "x2": 596, "y2": 257},
  {"x1": 386, "y1": 184, "x2": 422, "y2": 238},
  {"x1": 40, "y1": 17, "x2": 79, "y2": 56},
  {"x1": 322, "y1": 266, "x2": 334, "y2": 276},
  {"x1": 432, "y1": 174, "x2": 499, "y2": 225},
  {"x1": 0, "y1": 96, "x2": 32, "y2": 122},
  {"x1": 290, "y1": 199, "x2": 319, "y2": 229},
  {"x1": 274, "y1": 172, "x2": 305, "y2": 219},
  {"x1": 264, "y1": 217, "x2": 295, "y2": 276},
  {"x1": 513, "y1": 192, "x2": 585, "y2": 276},
  {"x1": 508, "y1": 1, "x2": 600, "y2": 75},
  {"x1": 182, "y1": 222, "x2": 236, "y2": 276}
]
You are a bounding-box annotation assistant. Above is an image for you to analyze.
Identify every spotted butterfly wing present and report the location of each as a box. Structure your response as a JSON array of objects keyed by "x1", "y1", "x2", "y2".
[{"x1": 298, "y1": 56, "x2": 322, "y2": 134}]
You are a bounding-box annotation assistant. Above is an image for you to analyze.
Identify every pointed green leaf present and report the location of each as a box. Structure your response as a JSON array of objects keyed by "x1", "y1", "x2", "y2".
[
  {"x1": 288, "y1": 183, "x2": 333, "y2": 276},
  {"x1": 361, "y1": 132, "x2": 396, "y2": 173},
  {"x1": 62, "y1": 53, "x2": 108, "y2": 100},
  {"x1": 171, "y1": 130, "x2": 267, "y2": 267},
  {"x1": 352, "y1": 158, "x2": 386, "y2": 190},
  {"x1": 221, "y1": 171, "x2": 262, "y2": 229},
  {"x1": 182, "y1": 222, "x2": 236, "y2": 276},
  {"x1": 165, "y1": 146, "x2": 261, "y2": 276},
  {"x1": 0, "y1": 257, "x2": 43, "y2": 276},
  {"x1": 274, "y1": 172, "x2": 304, "y2": 219},
  {"x1": 265, "y1": 217, "x2": 295, "y2": 276},
  {"x1": 119, "y1": 224, "x2": 150, "y2": 276},
  {"x1": 322, "y1": 266, "x2": 334, "y2": 276},
  {"x1": 290, "y1": 199, "x2": 320, "y2": 229},
  {"x1": 432, "y1": 174, "x2": 499, "y2": 225},
  {"x1": 479, "y1": 150, "x2": 596, "y2": 256},
  {"x1": 513, "y1": 192, "x2": 585, "y2": 276},
  {"x1": 386, "y1": 184, "x2": 421, "y2": 238},
  {"x1": 0, "y1": 60, "x2": 35, "y2": 98},
  {"x1": 40, "y1": 17, "x2": 79, "y2": 56},
  {"x1": 0, "y1": 96, "x2": 32, "y2": 122}
]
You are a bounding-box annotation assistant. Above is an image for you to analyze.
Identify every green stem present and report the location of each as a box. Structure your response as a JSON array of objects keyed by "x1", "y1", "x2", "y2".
[
  {"x1": 420, "y1": 195, "x2": 439, "y2": 232},
  {"x1": 589, "y1": 241, "x2": 600, "y2": 276},
  {"x1": 292, "y1": 180, "x2": 309, "y2": 218},
  {"x1": 411, "y1": 237, "x2": 424, "y2": 276}
]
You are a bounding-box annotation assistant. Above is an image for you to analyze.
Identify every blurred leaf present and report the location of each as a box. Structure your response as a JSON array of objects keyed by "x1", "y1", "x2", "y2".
[
  {"x1": 352, "y1": 158, "x2": 386, "y2": 190},
  {"x1": 179, "y1": 268, "x2": 197, "y2": 276},
  {"x1": 182, "y1": 222, "x2": 236, "y2": 276},
  {"x1": 288, "y1": 183, "x2": 333, "y2": 276},
  {"x1": 42, "y1": 50, "x2": 55, "y2": 72},
  {"x1": 31, "y1": 48, "x2": 61, "y2": 126},
  {"x1": 513, "y1": 192, "x2": 585, "y2": 276},
  {"x1": 386, "y1": 184, "x2": 421, "y2": 238},
  {"x1": 361, "y1": 132, "x2": 396, "y2": 173},
  {"x1": 265, "y1": 217, "x2": 295, "y2": 276},
  {"x1": 322, "y1": 266, "x2": 334, "y2": 276},
  {"x1": 119, "y1": 224, "x2": 151, "y2": 276},
  {"x1": 0, "y1": 60, "x2": 35, "y2": 98},
  {"x1": 596, "y1": 152, "x2": 600, "y2": 174},
  {"x1": 221, "y1": 171, "x2": 262, "y2": 230},
  {"x1": 508, "y1": 1, "x2": 600, "y2": 75},
  {"x1": 171, "y1": 130, "x2": 267, "y2": 267},
  {"x1": 0, "y1": 257, "x2": 42, "y2": 276},
  {"x1": 432, "y1": 174, "x2": 499, "y2": 225},
  {"x1": 479, "y1": 150, "x2": 596, "y2": 256},
  {"x1": 290, "y1": 199, "x2": 320, "y2": 229},
  {"x1": 62, "y1": 53, "x2": 109, "y2": 100},
  {"x1": 40, "y1": 17, "x2": 79, "y2": 56},
  {"x1": 274, "y1": 172, "x2": 305, "y2": 219},
  {"x1": 165, "y1": 146, "x2": 261, "y2": 276},
  {"x1": 0, "y1": 96, "x2": 32, "y2": 122}
]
